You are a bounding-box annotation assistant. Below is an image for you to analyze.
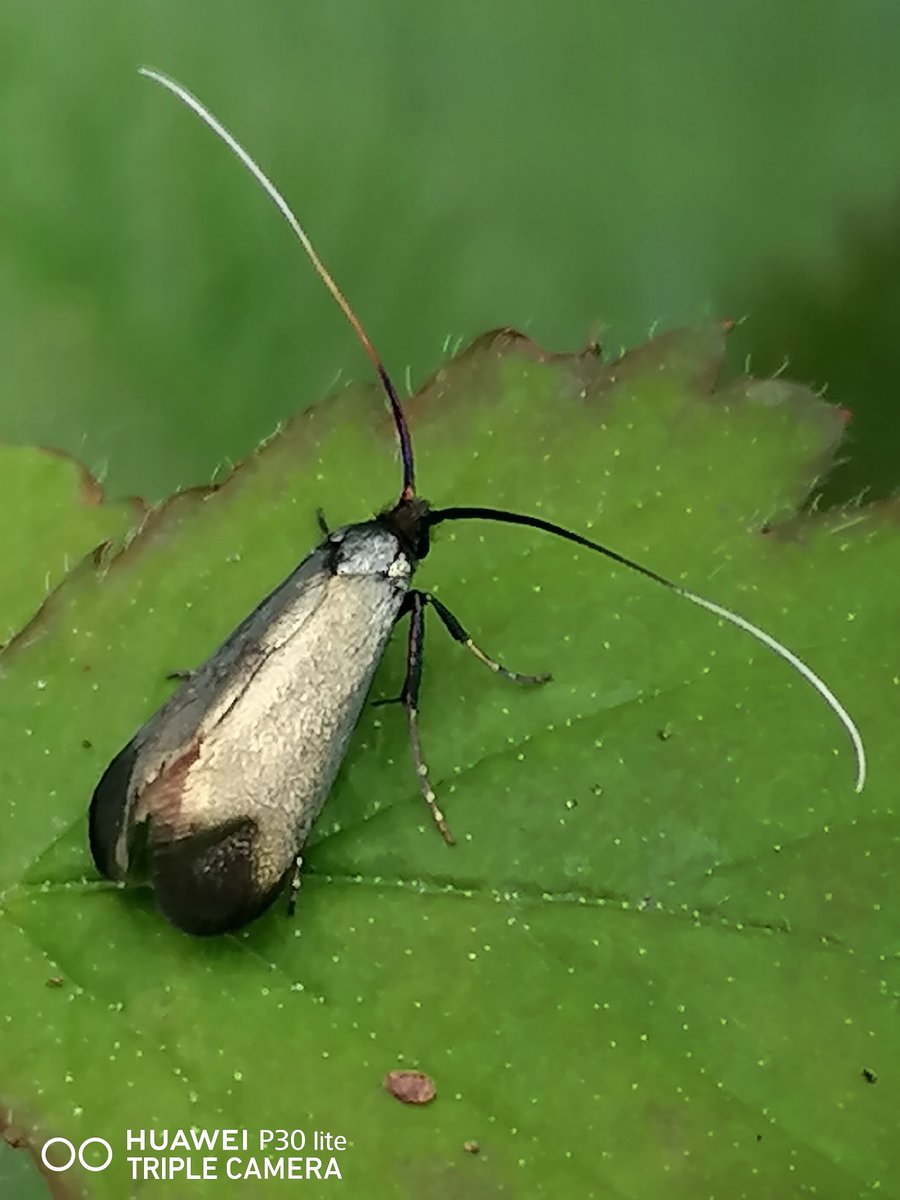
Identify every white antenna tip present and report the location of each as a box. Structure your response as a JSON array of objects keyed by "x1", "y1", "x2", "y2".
[{"x1": 681, "y1": 588, "x2": 867, "y2": 797}]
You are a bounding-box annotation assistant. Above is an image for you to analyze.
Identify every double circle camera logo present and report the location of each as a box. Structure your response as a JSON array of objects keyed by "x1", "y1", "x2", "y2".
[{"x1": 41, "y1": 1137, "x2": 113, "y2": 1173}]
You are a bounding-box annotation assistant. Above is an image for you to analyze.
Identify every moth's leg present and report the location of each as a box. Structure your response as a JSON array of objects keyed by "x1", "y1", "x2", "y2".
[
  {"x1": 165, "y1": 669, "x2": 194, "y2": 682},
  {"x1": 286, "y1": 853, "x2": 303, "y2": 917},
  {"x1": 397, "y1": 591, "x2": 455, "y2": 846},
  {"x1": 425, "y1": 593, "x2": 552, "y2": 686},
  {"x1": 316, "y1": 508, "x2": 330, "y2": 537},
  {"x1": 371, "y1": 592, "x2": 415, "y2": 708}
]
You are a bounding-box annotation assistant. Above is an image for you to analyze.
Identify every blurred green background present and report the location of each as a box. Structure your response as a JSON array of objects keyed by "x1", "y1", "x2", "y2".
[{"x1": 2, "y1": 0, "x2": 899, "y2": 508}]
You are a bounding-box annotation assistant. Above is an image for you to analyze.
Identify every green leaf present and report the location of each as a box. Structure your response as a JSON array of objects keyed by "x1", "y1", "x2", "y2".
[
  {"x1": 0, "y1": 326, "x2": 896, "y2": 1198},
  {"x1": 0, "y1": 445, "x2": 141, "y2": 644}
]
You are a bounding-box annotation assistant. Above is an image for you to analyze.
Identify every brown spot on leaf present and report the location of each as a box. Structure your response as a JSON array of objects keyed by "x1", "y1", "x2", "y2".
[
  {"x1": 383, "y1": 1069, "x2": 436, "y2": 1105},
  {"x1": 1, "y1": 1107, "x2": 83, "y2": 1200}
]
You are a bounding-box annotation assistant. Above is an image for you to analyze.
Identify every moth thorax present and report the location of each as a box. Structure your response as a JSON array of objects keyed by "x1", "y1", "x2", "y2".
[{"x1": 332, "y1": 523, "x2": 411, "y2": 580}]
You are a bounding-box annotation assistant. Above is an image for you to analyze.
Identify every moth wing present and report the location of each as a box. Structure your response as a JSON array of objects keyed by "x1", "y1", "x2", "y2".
[
  {"x1": 89, "y1": 544, "x2": 332, "y2": 890},
  {"x1": 150, "y1": 813, "x2": 273, "y2": 936}
]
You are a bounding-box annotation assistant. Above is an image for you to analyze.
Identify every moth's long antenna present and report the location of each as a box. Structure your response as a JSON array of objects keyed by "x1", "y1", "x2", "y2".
[
  {"x1": 138, "y1": 67, "x2": 416, "y2": 501},
  {"x1": 429, "y1": 505, "x2": 866, "y2": 792}
]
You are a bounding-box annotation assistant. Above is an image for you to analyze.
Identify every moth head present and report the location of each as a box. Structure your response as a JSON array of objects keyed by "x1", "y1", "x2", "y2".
[{"x1": 378, "y1": 496, "x2": 432, "y2": 563}]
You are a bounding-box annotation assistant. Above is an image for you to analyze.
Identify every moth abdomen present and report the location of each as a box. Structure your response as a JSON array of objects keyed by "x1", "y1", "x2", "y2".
[{"x1": 150, "y1": 816, "x2": 288, "y2": 937}]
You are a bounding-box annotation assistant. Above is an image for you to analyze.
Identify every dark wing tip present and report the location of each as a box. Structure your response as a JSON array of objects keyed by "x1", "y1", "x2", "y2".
[
  {"x1": 89, "y1": 739, "x2": 140, "y2": 879},
  {"x1": 150, "y1": 817, "x2": 287, "y2": 937}
]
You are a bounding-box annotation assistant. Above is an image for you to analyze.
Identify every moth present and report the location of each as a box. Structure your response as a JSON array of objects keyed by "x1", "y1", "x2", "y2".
[{"x1": 89, "y1": 69, "x2": 866, "y2": 936}]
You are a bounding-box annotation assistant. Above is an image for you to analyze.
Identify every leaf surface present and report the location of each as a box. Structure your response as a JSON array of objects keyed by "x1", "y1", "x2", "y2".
[
  {"x1": 0, "y1": 445, "x2": 141, "y2": 644},
  {"x1": 0, "y1": 327, "x2": 896, "y2": 1199}
]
